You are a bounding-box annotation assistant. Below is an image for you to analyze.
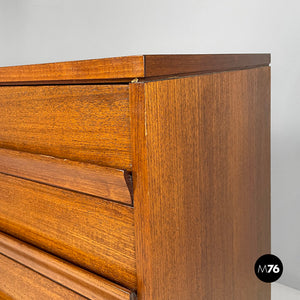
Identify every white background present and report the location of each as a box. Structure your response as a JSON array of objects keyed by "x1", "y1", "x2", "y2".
[{"x1": 0, "y1": 0, "x2": 299, "y2": 290}]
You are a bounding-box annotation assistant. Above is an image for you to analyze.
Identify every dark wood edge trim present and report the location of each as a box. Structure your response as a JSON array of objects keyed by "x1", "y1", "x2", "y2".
[
  {"x1": 0, "y1": 54, "x2": 269, "y2": 85},
  {"x1": 0, "y1": 231, "x2": 134, "y2": 300},
  {"x1": 144, "y1": 54, "x2": 270, "y2": 77},
  {"x1": 0, "y1": 148, "x2": 132, "y2": 205}
]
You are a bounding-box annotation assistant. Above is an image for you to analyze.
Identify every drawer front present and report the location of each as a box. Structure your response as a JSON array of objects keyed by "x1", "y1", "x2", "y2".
[
  {"x1": 0, "y1": 254, "x2": 85, "y2": 300},
  {"x1": 0, "y1": 173, "x2": 136, "y2": 289},
  {"x1": 0, "y1": 85, "x2": 131, "y2": 170}
]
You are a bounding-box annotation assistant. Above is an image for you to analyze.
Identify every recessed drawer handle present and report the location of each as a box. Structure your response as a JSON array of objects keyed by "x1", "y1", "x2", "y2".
[{"x1": 0, "y1": 148, "x2": 133, "y2": 205}]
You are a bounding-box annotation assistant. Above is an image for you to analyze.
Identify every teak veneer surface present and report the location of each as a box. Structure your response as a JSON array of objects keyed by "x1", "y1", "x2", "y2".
[
  {"x1": 143, "y1": 54, "x2": 270, "y2": 77},
  {"x1": 0, "y1": 84, "x2": 131, "y2": 170},
  {"x1": 0, "y1": 54, "x2": 270, "y2": 84},
  {"x1": 0, "y1": 254, "x2": 85, "y2": 300},
  {"x1": 0, "y1": 54, "x2": 271, "y2": 299},
  {"x1": 0, "y1": 232, "x2": 135, "y2": 300},
  {"x1": 0, "y1": 148, "x2": 132, "y2": 205},
  {"x1": 0, "y1": 55, "x2": 145, "y2": 84},
  {"x1": 131, "y1": 67, "x2": 270, "y2": 299},
  {"x1": 0, "y1": 173, "x2": 136, "y2": 289}
]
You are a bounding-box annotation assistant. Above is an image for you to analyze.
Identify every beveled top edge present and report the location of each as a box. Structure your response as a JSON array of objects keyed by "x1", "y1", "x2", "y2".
[{"x1": 0, "y1": 54, "x2": 270, "y2": 84}]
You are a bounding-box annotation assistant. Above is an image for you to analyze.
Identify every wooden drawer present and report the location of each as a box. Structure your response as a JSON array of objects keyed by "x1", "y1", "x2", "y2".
[
  {"x1": 0, "y1": 54, "x2": 271, "y2": 299},
  {"x1": 0, "y1": 84, "x2": 131, "y2": 170},
  {"x1": 0, "y1": 173, "x2": 136, "y2": 289},
  {"x1": 0, "y1": 232, "x2": 135, "y2": 300}
]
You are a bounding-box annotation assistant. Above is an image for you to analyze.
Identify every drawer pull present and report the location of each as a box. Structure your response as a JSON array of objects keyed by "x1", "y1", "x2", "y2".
[{"x1": 0, "y1": 148, "x2": 133, "y2": 205}]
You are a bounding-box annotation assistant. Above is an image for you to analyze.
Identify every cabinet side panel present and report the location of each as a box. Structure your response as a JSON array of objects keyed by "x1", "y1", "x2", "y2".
[{"x1": 131, "y1": 67, "x2": 270, "y2": 299}]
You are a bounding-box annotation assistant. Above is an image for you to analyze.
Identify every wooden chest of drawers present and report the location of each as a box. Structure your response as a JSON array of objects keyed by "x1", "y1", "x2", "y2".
[{"x1": 0, "y1": 54, "x2": 270, "y2": 300}]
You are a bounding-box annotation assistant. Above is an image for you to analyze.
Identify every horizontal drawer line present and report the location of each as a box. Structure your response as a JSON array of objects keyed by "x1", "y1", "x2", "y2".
[
  {"x1": 0, "y1": 231, "x2": 135, "y2": 300},
  {"x1": 0, "y1": 148, "x2": 133, "y2": 205}
]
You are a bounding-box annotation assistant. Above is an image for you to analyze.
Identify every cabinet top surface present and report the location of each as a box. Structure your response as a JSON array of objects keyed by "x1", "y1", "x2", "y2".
[{"x1": 0, "y1": 54, "x2": 270, "y2": 85}]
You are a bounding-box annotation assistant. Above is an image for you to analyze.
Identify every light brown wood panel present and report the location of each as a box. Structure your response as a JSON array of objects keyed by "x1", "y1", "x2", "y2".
[
  {"x1": 0, "y1": 173, "x2": 136, "y2": 289},
  {"x1": 0, "y1": 54, "x2": 269, "y2": 85},
  {"x1": 0, "y1": 254, "x2": 85, "y2": 300},
  {"x1": 0, "y1": 148, "x2": 132, "y2": 205},
  {"x1": 130, "y1": 67, "x2": 270, "y2": 299},
  {"x1": 0, "y1": 85, "x2": 131, "y2": 170},
  {"x1": 0, "y1": 232, "x2": 135, "y2": 300}
]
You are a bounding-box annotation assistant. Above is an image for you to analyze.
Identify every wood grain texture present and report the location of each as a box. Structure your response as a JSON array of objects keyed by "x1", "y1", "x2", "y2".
[
  {"x1": 0, "y1": 55, "x2": 270, "y2": 84},
  {"x1": 0, "y1": 84, "x2": 131, "y2": 170},
  {"x1": 144, "y1": 54, "x2": 270, "y2": 77},
  {"x1": 0, "y1": 173, "x2": 136, "y2": 289},
  {"x1": 130, "y1": 67, "x2": 270, "y2": 299},
  {"x1": 0, "y1": 290, "x2": 13, "y2": 300},
  {"x1": 0, "y1": 56, "x2": 144, "y2": 84},
  {"x1": 0, "y1": 232, "x2": 135, "y2": 300},
  {"x1": 0, "y1": 254, "x2": 85, "y2": 300},
  {"x1": 0, "y1": 148, "x2": 132, "y2": 205}
]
